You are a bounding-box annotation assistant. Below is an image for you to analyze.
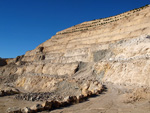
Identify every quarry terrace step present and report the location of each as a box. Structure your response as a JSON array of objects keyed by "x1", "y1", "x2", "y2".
[
  {"x1": 0, "y1": 6, "x2": 150, "y2": 113},
  {"x1": 56, "y1": 5, "x2": 149, "y2": 35}
]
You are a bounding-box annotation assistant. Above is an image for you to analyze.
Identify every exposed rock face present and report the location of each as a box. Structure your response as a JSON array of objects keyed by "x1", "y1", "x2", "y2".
[
  {"x1": 0, "y1": 4, "x2": 150, "y2": 113},
  {"x1": 0, "y1": 85, "x2": 20, "y2": 97},
  {"x1": 12, "y1": 5, "x2": 149, "y2": 88}
]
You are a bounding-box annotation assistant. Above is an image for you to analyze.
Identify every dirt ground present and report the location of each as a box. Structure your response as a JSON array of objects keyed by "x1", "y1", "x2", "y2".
[
  {"x1": 0, "y1": 96, "x2": 42, "y2": 113},
  {"x1": 46, "y1": 84, "x2": 150, "y2": 113},
  {"x1": 0, "y1": 83, "x2": 149, "y2": 113}
]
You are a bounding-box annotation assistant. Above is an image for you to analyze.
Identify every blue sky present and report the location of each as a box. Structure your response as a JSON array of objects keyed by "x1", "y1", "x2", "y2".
[{"x1": 0, "y1": 0, "x2": 149, "y2": 58}]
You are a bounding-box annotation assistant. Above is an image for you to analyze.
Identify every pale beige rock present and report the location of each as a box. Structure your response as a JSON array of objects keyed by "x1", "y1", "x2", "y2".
[
  {"x1": 21, "y1": 107, "x2": 31, "y2": 113},
  {"x1": 41, "y1": 101, "x2": 52, "y2": 110},
  {"x1": 15, "y1": 67, "x2": 25, "y2": 75},
  {"x1": 25, "y1": 65, "x2": 35, "y2": 73},
  {"x1": 0, "y1": 5, "x2": 150, "y2": 113},
  {"x1": 1, "y1": 5, "x2": 150, "y2": 91},
  {"x1": 7, "y1": 107, "x2": 21, "y2": 113},
  {"x1": 81, "y1": 83, "x2": 90, "y2": 96},
  {"x1": 30, "y1": 104, "x2": 43, "y2": 111},
  {"x1": 15, "y1": 75, "x2": 61, "y2": 92},
  {"x1": 34, "y1": 65, "x2": 43, "y2": 74}
]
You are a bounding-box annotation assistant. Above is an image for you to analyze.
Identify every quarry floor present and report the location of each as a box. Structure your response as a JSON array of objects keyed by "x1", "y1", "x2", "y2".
[
  {"x1": 0, "y1": 96, "x2": 42, "y2": 113},
  {"x1": 47, "y1": 84, "x2": 150, "y2": 113},
  {"x1": 0, "y1": 84, "x2": 149, "y2": 113}
]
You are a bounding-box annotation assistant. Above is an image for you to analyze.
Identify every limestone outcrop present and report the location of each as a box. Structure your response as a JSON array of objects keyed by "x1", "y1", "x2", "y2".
[{"x1": 0, "y1": 4, "x2": 150, "y2": 113}]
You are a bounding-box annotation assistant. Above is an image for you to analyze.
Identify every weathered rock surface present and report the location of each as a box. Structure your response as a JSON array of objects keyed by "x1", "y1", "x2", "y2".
[
  {"x1": 7, "y1": 107, "x2": 21, "y2": 113},
  {"x1": 21, "y1": 107, "x2": 31, "y2": 113},
  {"x1": 0, "y1": 4, "x2": 150, "y2": 113},
  {"x1": 0, "y1": 85, "x2": 20, "y2": 97}
]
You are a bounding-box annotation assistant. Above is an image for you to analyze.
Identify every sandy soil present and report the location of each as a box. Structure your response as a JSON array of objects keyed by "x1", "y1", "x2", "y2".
[
  {"x1": 46, "y1": 84, "x2": 150, "y2": 113},
  {"x1": 0, "y1": 96, "x2": 42, "y2": 113},
  {"x1": 0, "y1": 83, "x2": 149, "y2": 113}
]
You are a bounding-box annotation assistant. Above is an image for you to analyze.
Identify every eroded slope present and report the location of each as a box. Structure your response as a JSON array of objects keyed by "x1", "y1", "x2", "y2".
[{"x1": 0, "y1": 5, "x2": 150, "y2": 113}]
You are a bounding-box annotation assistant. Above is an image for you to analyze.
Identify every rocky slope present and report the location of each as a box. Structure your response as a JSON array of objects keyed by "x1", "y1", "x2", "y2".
[{"x1": 0, "y1": 5, "x2": 150, "y2": 113}]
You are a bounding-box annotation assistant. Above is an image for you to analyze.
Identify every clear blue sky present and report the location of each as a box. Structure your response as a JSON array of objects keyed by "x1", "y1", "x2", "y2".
[{"x1": 0, "y1": 0, "x2": 149, "y2": 58}]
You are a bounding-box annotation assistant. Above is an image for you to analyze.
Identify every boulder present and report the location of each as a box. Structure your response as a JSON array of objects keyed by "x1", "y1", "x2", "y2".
[
  {"x1": 7, "y1": 107, "x2": 21, "y2": 113},
  {"x1": 63, "y1": 96, "x2": 78, "y2": 105},
  {"x1": 21, "y1": 107, "x2": 31, "y2": 113},
  {"x1": 81, "y1": 83, "x2": 90, "y2": 96},
  {"x1": 76, "y1": 94, "x2": 85, "y2": 103},
  {"x1": 51, "y1": 100, "x2": 61, "y2": 109},
  {"x1": 68, "y1": 96, "x2": 77, "y2": 104},
  {"x1": 42, "y1": 101, "x2": 52, "y2": 110},
  {"x1": 88, "y1": 81, "x2": 103, "y2": 94},
  {"x1": 30, "y1": 104, "x2": 43, "y2": 112}
]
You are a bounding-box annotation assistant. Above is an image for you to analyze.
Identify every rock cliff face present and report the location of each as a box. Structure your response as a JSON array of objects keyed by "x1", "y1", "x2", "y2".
[{"x1": 0, "y1": 5, "x2": 150, "y2": 112}]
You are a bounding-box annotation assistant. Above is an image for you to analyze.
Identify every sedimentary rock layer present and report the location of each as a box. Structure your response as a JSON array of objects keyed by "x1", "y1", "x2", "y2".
[{"x1": 0, "y1": 5, "x2": 150, "y2": 94}]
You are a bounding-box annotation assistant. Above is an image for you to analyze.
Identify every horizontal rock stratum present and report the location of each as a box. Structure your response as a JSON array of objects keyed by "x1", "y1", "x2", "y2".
[{"x1": 0, "y1": 4, "x2": 150, "y2": 113}]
